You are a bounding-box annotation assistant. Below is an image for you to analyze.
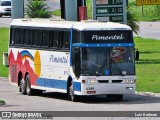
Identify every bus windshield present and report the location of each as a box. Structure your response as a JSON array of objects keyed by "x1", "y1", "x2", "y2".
[
  {"x1": 111, "y1": 47, "x2": 135, "y2": 75},
  {"x1": 81, "y1": 48, "x2": 109, "y2": 76},
  {"x1": 81, "y1": 47, "x2": 135, "y2": 76}
]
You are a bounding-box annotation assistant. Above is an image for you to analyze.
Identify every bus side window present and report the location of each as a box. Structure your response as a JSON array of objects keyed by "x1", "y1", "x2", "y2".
[
  {"x1": 42, "y1": 30, "x2": 49, "y2": 47},
  {"x1": 49, "y1": 31, "x2": 59, "y2": 48},
  {"x1": 15, "y1": 28, "x2": 23, "y2": 45},
  {"x1": 49, "y1": 31, "x2": 53, "y2": 47},
  {"x1": 10, "y1": 28, "x2": 15, "y2": 45},
  {"x1": 61, "y1": 31, "x2": 70, "y2": 49},
  {"x1": 53, "y1": 31, "x2": 60, "y2": 48},
  {"x1": 24, "y1": 29, "x2": 32, "y2": 46},
  {"x1": 33, "y1": 29, "x2": 42, "y2": 47}
]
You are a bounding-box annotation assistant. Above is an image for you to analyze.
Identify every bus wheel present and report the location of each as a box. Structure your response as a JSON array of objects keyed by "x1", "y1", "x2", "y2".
[
  {"x1": 68, "y1": 81, "x2": 77, "y2": 102},
  {"x1": 26, "y1": 74, "x2": 33, "y2": 96},
  {"x1": 20, "y1": 78, "x2": 27, "y2": 95}
]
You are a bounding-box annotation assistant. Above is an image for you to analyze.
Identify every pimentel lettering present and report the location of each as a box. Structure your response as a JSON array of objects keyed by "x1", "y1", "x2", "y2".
[
  {"x1": 92, "y1": 34, "x2": 124, "y2": 41},
  {"x1": 50, "y1": 55, "x2": 69, "y2": 63}
]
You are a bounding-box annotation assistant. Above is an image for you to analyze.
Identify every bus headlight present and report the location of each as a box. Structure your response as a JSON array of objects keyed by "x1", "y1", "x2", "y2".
[
  {"x1": 82, "y1": 77, "x2": 96, "y2": 84},
  {"x1": 124, "y1": 80, "x2": 135, "y2": 84},
  {"x1": 86, "y1": 79, "x2": 95, "y2": 84}
]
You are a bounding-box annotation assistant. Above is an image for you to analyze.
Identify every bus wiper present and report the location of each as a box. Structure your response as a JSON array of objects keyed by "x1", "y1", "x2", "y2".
[
  {"x1": 97, "y1": 55, "x2": 108, "y2": 75},
  {"x1": 96, "y1": 71, "x2": 100, "y2": 76}
]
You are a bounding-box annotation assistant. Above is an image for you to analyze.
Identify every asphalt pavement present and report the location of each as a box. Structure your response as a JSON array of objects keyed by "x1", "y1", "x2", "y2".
[
  {"x1": 0, "y1": 77, "x2": 160, "y2": 120},
  {"x1": 136, "y1": 22, "x2": 160, "y2": 40}
]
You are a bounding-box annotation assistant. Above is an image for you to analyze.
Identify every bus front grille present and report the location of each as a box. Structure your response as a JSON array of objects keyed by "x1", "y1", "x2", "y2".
[
  {"x1": 97, "y1": 80, "x2": 109, "y2": 83},
  {"x1": 112, "y1": 80, "x2": 123, "y2": 83}
]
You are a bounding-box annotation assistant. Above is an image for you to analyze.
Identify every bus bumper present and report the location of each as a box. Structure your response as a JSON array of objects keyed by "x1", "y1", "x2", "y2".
[{"x1": 79, "y1": 84, "x2": 135, "y2": 96}]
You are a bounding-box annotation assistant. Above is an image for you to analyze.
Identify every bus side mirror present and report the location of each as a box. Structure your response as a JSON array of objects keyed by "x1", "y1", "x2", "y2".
[{"x1": 73, "y1": 47, "x2": 81, "y2": 78}]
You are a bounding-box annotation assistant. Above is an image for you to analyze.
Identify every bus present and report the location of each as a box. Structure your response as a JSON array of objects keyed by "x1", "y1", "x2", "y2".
[{"x1": 8, "y1": 19, "x2": 136, "y2": 102}]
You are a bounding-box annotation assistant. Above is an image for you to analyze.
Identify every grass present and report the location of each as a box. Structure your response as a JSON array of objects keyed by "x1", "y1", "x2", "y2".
[
  {"x1": 0, "y1": 100, "x2": 6, "y2": 105},
  {"x1": 0, "y1": 28, "x2": 9, "y2": 77},
  {"x1": 128, "y1": 0, "x2": 160, "y2": 21},
  {"x1": 52, "y1": 9, "x2": 61, "y2": 16},
  {"x1": 0, "y1": 29, "x2": 160, "y2": 93},
  {"x1": 135, "y1": 37, "x2": 160, "y2": 93}
]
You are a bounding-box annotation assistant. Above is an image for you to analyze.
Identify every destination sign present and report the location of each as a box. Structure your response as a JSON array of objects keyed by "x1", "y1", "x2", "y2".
[
  {"x1": 83, "y1": 30, "x2": 133, "y2": 43},
  {"x1": 96, "y1": 7, "x2": 123, "y2": 14},
  {"x1": 136, "y1": 0, "x2": 160, "y2": 6}
]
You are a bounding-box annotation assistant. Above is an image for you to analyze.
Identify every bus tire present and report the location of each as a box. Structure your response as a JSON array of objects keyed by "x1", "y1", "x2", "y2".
[
  {"x1": 68, "y1": 81, "x2": 77, "y2": 102},
  {"x1": 26, "y1": 74, "x2": 33, "y2": 96},
  {"x1": 20, "y1": 78, "x2": 27, "y2": 95}
]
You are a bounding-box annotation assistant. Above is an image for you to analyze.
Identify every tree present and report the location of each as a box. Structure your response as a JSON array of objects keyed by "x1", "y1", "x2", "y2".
[
  {"x1": 127, "y1": 11, "x2": 139, "y2": 35},
  {"x1": 25, "y1": 0, "x2": 52, "y2": 18}
]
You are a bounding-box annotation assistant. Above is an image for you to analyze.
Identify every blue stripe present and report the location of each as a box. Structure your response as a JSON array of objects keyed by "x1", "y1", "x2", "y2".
[
  {"x1": 72, "y1": 43, "x2": 134, "y2": 47},
  {"x1": 36, "y1": 78, "x2": 81, "y2": 92},
  {"x1": 74, "y1": 82, "x2": 81, "y2": 92}
]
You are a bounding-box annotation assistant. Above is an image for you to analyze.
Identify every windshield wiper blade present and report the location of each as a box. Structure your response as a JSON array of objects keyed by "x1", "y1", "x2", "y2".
[{"x1": 97, "y1": 55, "x2": 108, "y2": 75}]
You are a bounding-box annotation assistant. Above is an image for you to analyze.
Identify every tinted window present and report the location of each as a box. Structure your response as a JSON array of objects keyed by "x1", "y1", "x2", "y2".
[
  {"x1": 41, "y1": 30, "x2": 49, "y2": 47},
  {"x1": 10, "y1": 28, "x2": 15, "y2": 45},
  {"x1": 15, "y1": 29, "x2": 23, "y2": 45},
  {"x1": 33, "y1": 30, "x2": 41, "y2": 46},
  {"x1": 61, "y1": 31, "x2": 70, "y2": 49},
  {"x1": 53, "y1": 31, "x2": 59, "y2": 48},
  {"x1": 24, "y1": 29, "x2": 32, "y2": 46}
]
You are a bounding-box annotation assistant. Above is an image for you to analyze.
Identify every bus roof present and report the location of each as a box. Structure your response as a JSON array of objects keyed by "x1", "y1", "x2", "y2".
[{"x1": 11, "y1": 18, "x2": 132, "y2": 31}]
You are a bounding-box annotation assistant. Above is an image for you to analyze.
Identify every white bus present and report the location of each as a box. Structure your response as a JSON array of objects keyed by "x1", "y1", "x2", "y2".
[{"x1": 9, "y1": 19, "x2": 136, "y2": 102}]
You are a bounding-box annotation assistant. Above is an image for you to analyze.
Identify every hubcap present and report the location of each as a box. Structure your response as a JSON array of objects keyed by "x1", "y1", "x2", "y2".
[
  {"x1": 26, "y1": 81, "x2": 30, "y2": 93},
  {"x1": 20, "y1": 79, "x2": 24, "y2": 90}
]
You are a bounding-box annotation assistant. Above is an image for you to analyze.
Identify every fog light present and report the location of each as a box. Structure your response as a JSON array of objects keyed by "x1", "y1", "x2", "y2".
[
  {"x1": 126, "y1": 87, "x2": 133, "y2": 90},
  {"x1": 86, "y1": 79, "x2": 95, "y2": 84},
  {"x1": 124, "y1": 80, "x2": 135, "y2": 83}
]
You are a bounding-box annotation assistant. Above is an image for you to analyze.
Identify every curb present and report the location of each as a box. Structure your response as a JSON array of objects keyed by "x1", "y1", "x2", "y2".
[{"x1": 136, "y1": 91, "x2": 160, "y2": 97}]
